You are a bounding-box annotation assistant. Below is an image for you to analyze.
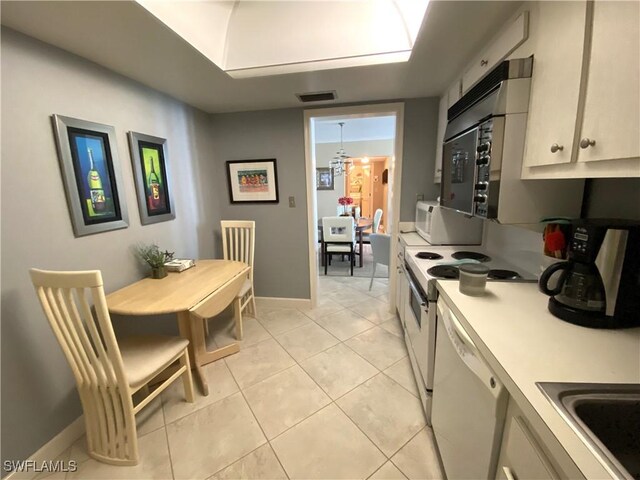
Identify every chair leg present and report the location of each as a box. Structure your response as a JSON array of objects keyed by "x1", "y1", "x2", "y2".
[
  {"x1": 324, "y1": 250, "x2": 328, "y2": 275},
  {"x1": 350, "y1": 247, "x2": 354, "y2": 276},
  {"x1": 369, "y1": 263, "x2": 377, "y2": 290},
  {"x1": 234, "y1": 297, "x2": 243, "y2": 340},
  {"x1": 179, "y1": 350, "x2": 195, "y2": 403},
  {"x1": 250, "y1": 291, "x2": 257, "y2": 316}
]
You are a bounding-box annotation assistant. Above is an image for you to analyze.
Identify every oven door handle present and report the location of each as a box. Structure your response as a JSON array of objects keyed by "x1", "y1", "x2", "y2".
[{"x1": 405, "y1": 270, "x2": 427, "y2": 307}]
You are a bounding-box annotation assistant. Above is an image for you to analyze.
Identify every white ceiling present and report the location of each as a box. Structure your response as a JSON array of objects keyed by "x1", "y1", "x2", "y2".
[
  {"x1": 314, "y1": 117, "x2": 396, "y2": 144},
  {"x1": 139, "y1": 0, "x2": 429, "y2": 78},
  {"x1": 0, "y1": 1, "x2": 522, "y2": 114}
]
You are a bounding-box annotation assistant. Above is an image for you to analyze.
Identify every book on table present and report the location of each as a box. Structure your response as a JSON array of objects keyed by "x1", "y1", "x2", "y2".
[{"x1": 164, "y1": 258, "x2": 195, "y2": 272}]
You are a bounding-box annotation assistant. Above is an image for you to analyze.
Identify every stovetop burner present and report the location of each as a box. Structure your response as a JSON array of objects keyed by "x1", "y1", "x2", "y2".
[
  {"x1": 451, "y1": 251, "x2": 491, "y2": 262},
  {"x1": 427, "y1": 265, "x2": 459, "y2": 279},
  {"x1": 416, "y1": 252, "x2": 444, "y2": 260},
  {"x1": 488, "y1": 269, "x2": 522, "y2": 280}
]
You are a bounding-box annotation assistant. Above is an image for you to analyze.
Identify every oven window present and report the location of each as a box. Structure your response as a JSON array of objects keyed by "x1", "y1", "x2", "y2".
[{"x1": 441, "y1": 128, "x2": 477, "y2": 215}]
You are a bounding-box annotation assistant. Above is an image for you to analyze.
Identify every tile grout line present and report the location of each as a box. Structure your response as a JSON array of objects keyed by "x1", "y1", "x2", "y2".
[
  {"x1": 197, "y1": 279, "x2": 401, "y2": 479},
  {"x1": 158, "y1": 395, "x2": 177, "y2": 480},
  {"x1": 221, "y1": 357, "x2": 292, "y2": 480},
  {"x1": 387, "y1": 426, "x2": 435, "y2": 478},
  {"x1": 228, "y1": 315, "x2": 392, "y2": 476},
  {"x1": 269, "y1": 324, "x2": 392, "y2": 474},
  {"x1": 331, "y1": 371, "x2": 426, "y2": 480},
  {"x1": 380, "y1": 359, "x2": 421, "y2": 400}
]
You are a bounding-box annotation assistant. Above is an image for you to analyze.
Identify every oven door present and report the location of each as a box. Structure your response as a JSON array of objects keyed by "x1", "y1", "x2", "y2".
[
  {"x1": 441, "y1": 127, "x2": 478, "y2": 215},
  {"x1": 404, "y1": 265, "x2": 433, "y2": 388}
]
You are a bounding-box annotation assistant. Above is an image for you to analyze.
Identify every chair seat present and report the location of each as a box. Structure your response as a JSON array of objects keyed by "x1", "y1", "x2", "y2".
[
  {"x1": 237, "y1": 278, "x2": 252, "y2": 298},
  {"x1": 326, "y1": 243, "x2": 354, "y2": 253},
  {"x1": 120, "y1": 335, "x2": 189, "y2": 389}
]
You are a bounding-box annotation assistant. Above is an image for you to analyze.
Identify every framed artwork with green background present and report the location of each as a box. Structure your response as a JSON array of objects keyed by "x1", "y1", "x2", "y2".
[
  {"x1": 128, "y1": 132, "x2": 175, "y2": 225},
  {"x1": 51, "y1": 114, "x2": 129, "y2": 237}
]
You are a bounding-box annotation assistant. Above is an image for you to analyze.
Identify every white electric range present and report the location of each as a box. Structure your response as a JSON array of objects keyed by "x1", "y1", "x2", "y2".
[{"x1": 399, "y1": 245, "x2": 536, "y2": 425}]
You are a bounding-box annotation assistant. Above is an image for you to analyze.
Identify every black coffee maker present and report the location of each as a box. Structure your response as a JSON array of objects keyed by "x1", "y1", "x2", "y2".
[{"x1": 539, "y1": 220, "x2": 640, "y2": 328}]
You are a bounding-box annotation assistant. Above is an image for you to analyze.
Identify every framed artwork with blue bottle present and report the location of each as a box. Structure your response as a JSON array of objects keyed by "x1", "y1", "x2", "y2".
[
  {"x1": 51, "y1": 114, "x2": 129, "y2": 237},
  {"x1": 127, "y1": 132, "x2": 175, "y2": 225}
]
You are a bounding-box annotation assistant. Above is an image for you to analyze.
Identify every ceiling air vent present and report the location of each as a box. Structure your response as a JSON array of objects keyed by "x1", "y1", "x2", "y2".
[{"x1": 296, "y1": 91, "x2": 337, "y2": 103}]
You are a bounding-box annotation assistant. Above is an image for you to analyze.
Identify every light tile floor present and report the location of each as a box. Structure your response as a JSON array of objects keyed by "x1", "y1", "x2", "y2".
[{"x1": 44, "y1": 276, "x2": 444, "y2": 480}]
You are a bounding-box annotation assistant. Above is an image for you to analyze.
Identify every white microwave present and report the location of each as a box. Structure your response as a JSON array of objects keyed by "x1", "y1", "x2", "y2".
[{"x1": 415, "y1": 201, "x2": 483, "y2": 245}]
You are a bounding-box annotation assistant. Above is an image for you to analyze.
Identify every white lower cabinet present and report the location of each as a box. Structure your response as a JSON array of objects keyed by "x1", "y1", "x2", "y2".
[
  {"x1": 496, "y1": 405, "x2": 557, "y2": 480},
  {"x1": 495, "y1": 398, "x2": 584, "y2": 480}
]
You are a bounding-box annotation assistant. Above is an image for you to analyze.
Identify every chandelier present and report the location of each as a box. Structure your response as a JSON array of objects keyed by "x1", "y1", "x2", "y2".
[{"x1": 329, "y1": 122, "x2": 352, "y2": 176}]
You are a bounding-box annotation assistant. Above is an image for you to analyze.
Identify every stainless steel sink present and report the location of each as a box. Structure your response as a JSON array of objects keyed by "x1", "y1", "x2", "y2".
[{"x1": 537, "y1": 382, "x2": 640, "y2": 480}]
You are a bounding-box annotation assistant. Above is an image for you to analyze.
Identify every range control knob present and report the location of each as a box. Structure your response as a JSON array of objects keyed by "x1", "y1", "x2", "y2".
[
  {"x1": 477, "y1": 142, "x2": 491, "y2": 153},
  {"x1": 476, "y1": 156, "x2": 490, "y2": 166},
  {"x1": 474, "y1": 195, "x2": 487, "y2": 203},
  {"x1": 475, "y1": 183, "x2": 488, "y2": 191}
]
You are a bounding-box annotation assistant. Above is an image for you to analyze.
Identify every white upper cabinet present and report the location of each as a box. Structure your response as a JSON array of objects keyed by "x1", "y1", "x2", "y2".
[
  {"x1": 447, "y1": 80, "x2": 461, "y2": 109},
  {"x1": 577, "y1": 0, "x2": 640, "y2": 165},
  {"x1": 462, "y1": 12, "x2": 529, "y2": 94},
  {"x1": 434, "y1": 94, "x2": 448, "y2": 183},
  {"x1": 522, "y1": 0, "x2": 640, "y2": 178},
  {"x1": 522, "y1": 1, "x2": 588, "y2": 168}
]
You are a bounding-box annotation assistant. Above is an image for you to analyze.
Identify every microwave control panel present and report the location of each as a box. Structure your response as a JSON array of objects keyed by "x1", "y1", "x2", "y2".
[{"x1": 474, "y1": 119, "x2": 493, "y2": 217}]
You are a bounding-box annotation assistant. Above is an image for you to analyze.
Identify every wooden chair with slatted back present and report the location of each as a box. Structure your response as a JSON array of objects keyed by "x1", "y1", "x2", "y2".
[
  {"x1": 219, "y1": 221, "x2": 256, "y2": 339},
  {"x1": 29, "y1": 269, "x2": 194, "y2": 466}
]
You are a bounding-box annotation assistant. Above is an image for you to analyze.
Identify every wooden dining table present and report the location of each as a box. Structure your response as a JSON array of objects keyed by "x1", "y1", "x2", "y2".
[
  {"x1": 106, "y1": 259, "x2": 249, "y2": 396},
  {"x1": 318, "y1": 217, "x2": 374, "y2": 267}
]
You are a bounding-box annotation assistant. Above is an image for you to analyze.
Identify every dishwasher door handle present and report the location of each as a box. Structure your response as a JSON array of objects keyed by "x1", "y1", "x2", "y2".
[{"x1": 442, "y1": 306, "x2": 504, "y2": 398}]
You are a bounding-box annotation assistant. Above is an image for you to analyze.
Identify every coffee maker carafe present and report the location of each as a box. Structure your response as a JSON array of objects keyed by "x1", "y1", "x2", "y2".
[{"x1": 539, "y1": 220, "x2": 640, "y2": 328}]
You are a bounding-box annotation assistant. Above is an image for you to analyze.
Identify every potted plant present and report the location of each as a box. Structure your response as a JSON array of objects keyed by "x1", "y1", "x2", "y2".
[
  {"x1": 134, "y1": 243, "x2": 173, "y2": 279},
  {"x1": 338, "y1": 196, "x2": 354, "y2": 215}
]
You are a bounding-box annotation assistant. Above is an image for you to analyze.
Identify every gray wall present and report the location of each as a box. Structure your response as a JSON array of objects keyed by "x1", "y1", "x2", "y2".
[
  {"x1": 209, "y1": 109, "x2": 311, "y2": 299},
  {"x1": 1, "y1": 28, "x2": 220, "y2": 465},
  {"x1": 400, "y1": 97, "x2": 440, "y2": 220},
  {"x1": 587, "y1": 178, "x2": 640, "y2": 220}
]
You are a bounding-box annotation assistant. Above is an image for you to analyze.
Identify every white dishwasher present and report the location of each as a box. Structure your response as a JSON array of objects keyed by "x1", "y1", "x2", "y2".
[{"x1": 432, "y1": 297, "x2": 508, "y2": 480}]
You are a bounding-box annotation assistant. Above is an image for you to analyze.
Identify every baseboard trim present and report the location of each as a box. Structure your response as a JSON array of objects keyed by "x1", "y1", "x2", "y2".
[
  {"x1": 255, "y1": 296, "x2": 312, "y2": 310},
  {"x1": 4, "y1": 416, "x2": 84, "y2": 480}
]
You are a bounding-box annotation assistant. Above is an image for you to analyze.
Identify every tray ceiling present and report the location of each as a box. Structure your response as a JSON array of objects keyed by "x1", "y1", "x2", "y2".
[{"x1": 1, "y1": 0, "x2": 522, "y2": 113}]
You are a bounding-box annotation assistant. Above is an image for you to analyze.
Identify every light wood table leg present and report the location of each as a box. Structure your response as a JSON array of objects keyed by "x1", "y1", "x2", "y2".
[
  {"x1": 179, "y1": 310, "x2": 241, "y2": 397},
  {"x1": 177, "y1": 311, "x2": 208, "y2": 396}
]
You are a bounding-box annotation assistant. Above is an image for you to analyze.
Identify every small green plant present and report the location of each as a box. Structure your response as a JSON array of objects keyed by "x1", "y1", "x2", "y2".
[{"x1": 134, "y1": 243, "x2": 173, "y2": 268}]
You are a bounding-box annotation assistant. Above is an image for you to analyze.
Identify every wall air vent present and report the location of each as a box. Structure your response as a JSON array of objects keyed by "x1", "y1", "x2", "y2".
[{"x1": 296, "y1": 91, "x2": 337, "y2": 103}]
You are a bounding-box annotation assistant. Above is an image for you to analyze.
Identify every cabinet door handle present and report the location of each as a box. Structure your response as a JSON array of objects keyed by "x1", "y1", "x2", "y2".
[
  {"x1": 550, "y1": 143, "x2": 564, "y2": 153},
  {"x1": 580, "y1": 138, "x2": 596, "y2": 149},
  {"x1": 502, "y1": 466, "x2": 517, "y2": 480},
  {"x1": 480, "y1": 59, "x2": 488, "y2": 66}
]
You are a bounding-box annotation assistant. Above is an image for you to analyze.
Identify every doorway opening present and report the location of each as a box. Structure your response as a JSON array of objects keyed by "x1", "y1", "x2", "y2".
[{"x1": 303, "y1": 103, "x2": 404, "y2": 309}]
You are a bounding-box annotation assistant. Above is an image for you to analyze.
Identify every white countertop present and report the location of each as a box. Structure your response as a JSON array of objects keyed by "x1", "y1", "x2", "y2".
[
  {"x1": 436, "y1": 280, "x2": 640, "y2": 479},
  {"x1": 398, "y1": 231, "x2": 430, "y2": 247}
]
